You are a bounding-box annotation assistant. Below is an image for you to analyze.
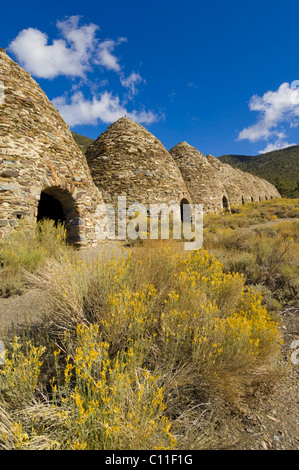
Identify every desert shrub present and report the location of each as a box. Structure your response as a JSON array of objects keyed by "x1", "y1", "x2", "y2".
[
  {"x1": 0, "y1": 241, "x2": 283, "y2": 450},
  {"x1": 50, "y1": 323, "x2": 176, "y2": 450},
  {"x1": 26, "y1": 242, "x2": 282, "y2": 400},
  {"x1": 0, "y1": 241, "x2": 283, "y2": 449},
  {"x1": 0, "y1": 324, "x2": 176, "y2": 450},
  {"x1": 0, "y1": 337, "x2": 45, "y2": 408},
  {"x1": 205, "y1": 198, "x2": 299, "y2": 232}
]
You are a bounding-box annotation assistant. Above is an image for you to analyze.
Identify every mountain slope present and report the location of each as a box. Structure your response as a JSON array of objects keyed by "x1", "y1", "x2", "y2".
[
  {"x1": 219, "y1": 145, "x2": 299, "y2": 197},
  {"x1": 72, "y1": 132, "x2": 95, "y2": 154}
]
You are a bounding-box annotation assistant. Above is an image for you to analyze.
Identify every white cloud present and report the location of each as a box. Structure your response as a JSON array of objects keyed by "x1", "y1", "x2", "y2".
[
  {"x1": 95, "y1": 38, "x2": 127, "y2": 72},
  {"x1": 187, "y1": 81, "x2": 199, "y2": 90},
  {"x1": 238, "y1": 82, "x2": 299, "y2": 145},
  {"x1": 8, "y1": 16, "x2": 98, "y2": 79},
  {"x1": 120, "y1": 72, "x2": 143, "y2": 98},
  {"x1": 56, "y1": 16, "x2": 98, "y2": 58},
  {"x1": 258, "y1": 139, "x2": 296, "y2": 154},
  {"x1": 8, "y1": 16, "x2": 128, "y2": 79},
  {"x1": 9, "y1": 16, "x2": 160, "y2": 128},
  {"x1": 52, "y1": 91, "x2": 160, "y2": 127}
]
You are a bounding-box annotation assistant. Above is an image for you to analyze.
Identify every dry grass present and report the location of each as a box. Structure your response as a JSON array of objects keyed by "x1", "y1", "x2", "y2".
[
  {"x1": 0, "y1": 220, "x2": 77, "y2": 297},
  {"x1": 204, "y1": 218, "x2": 299, "y2": 310},
  {"x1": 205, "y1": 198, "x2": 299, "y2": 231}
]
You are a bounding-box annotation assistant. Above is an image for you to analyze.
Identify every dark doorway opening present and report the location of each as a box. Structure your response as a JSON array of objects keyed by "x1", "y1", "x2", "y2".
[
  {"x1": 37, "y1": 187, "x2": 81, "y2": 245},
  {"x1": 180, "y1": 198, "x2": 192, "y2": 223},
  {"x1": 37, "y1": 192, "x2": 65, "y2": 227},
  {"x1": 222, "y1": 195, "x2": 229, "y2": 210},
  {"x1": 251, "y1": 196, "x2": 254, "y2": 202}
]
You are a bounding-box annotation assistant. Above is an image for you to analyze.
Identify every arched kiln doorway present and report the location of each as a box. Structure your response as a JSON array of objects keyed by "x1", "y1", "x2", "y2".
[{"x1": 37, "y1": 186, "x2": 83, "y2": 245}]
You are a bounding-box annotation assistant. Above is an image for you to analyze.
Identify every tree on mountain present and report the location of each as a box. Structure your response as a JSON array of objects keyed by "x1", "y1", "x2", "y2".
[{"x1": 272, "y1": 177, "x2": 293, "y2": 198}]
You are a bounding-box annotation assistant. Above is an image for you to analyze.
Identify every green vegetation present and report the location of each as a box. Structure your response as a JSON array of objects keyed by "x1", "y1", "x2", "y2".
[
  {"x1": 0, "y1": 199, "x2": 297, "y2": 449},
  {"x1": 219, "y1": 145, "x2": 299, "y2": 198},
  {"x1": 72, "y1": 132, "x2": 95, "y2": 153}
]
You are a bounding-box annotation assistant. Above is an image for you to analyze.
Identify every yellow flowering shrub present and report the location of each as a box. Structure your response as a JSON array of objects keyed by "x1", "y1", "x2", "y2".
[
  {"x1": 155, "y1": 249, "x2": 281, "y2": 388},
  {"x1": 51, "y1": 324, "x2": 176, "y2": 450},
  {"x1": 0, "y1": 337, "x2": 45, "y2": 407}
]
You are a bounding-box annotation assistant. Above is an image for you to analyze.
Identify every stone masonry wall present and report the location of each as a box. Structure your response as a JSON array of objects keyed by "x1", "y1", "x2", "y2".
[
  {"x1": 0, "y1": 50, "x2": 105, "y2": 246},
  {"x1": 169, "y1": 142, "x2": 230, "y2": 213}
]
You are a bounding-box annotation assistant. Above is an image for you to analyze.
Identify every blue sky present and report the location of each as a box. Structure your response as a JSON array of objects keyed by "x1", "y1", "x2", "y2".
[{"x1": 2, "y1": 0, "x2": 299, "y2": 156}]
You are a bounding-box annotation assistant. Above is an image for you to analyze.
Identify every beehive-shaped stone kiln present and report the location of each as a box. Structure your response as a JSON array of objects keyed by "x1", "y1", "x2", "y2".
[
  {"x1": 0, "y1": 50, "x2": 105, "y2": 246},
  {"x1": 86, "y1": 117, "x2": 193, "y2": 213}
]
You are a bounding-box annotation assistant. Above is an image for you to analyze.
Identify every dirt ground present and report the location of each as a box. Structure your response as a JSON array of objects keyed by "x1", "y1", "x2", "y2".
[
  {"x1": 0, "y1": 240, "x2": 298, "y2": 450},
  {"x1": 216, "y1": 304, "x2": 299, "y2": 450}
]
